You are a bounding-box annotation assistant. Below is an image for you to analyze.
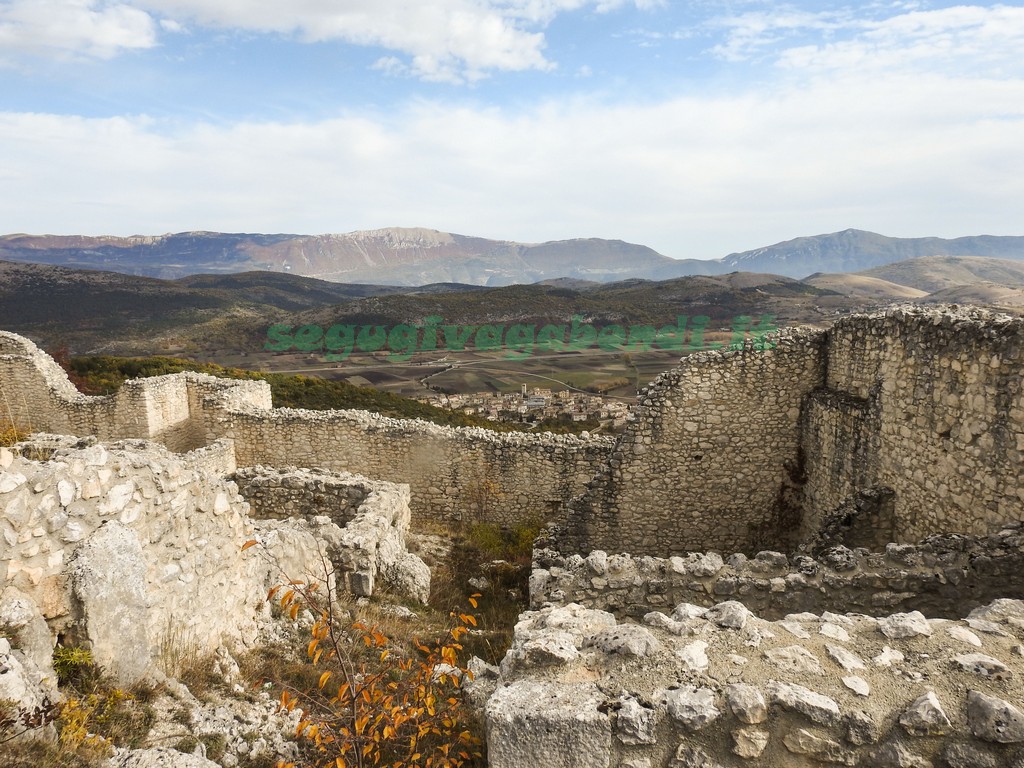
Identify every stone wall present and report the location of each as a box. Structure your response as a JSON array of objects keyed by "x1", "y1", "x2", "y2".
[
  {"x1": 801, "y1": 307, "x2": 1024, "y2": 543},
  {"x1": 531, "y1": 523, "x2": 1024, "y2": 622},
  {"x1": 202, "y1": 403, "x2": 611, "y2": 528},
  {"x1": 232, "y1": 465, "x2": 373, "y2": 527},
  {"x1": 0, "y1": 436, "x2": 265, "y2": 684},
  {"x1": 0, "y1": 330, "x2": 613, "y2": 527},
  {"x1": 557, "y1": 331, "x2": 828, "y2": 557},
  {"x1": 557, "y1": 306, "x2": 1024, "y2": 558},
  {"x1": 3, "y1": 305, "x2": 1022, "y2": 546},
  {"x1": 0, "y1": 437, "x2": 432, "y2": 686},
  {"x1": 234, "y1": 465, "x2": 431, "y2": 602},
  {"x1": 486, "y1": 598, "x2": 1024, "y2": 768}
]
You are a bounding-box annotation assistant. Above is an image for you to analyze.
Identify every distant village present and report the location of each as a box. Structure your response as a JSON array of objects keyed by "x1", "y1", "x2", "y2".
[{"x1": 416, "y1": 385, "x2": 631, "y2": 432}]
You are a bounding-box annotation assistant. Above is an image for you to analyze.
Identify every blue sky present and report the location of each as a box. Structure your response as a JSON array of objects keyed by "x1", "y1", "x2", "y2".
[{"x1": 1, "y1": 0, "x2": 1022, "y2": 260}]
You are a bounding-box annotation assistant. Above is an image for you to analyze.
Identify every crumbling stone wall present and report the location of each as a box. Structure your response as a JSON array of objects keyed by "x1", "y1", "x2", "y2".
[
  {"x1": 0, "y1": 332, "x2": 268, "y2": 453},
  {"x1": 0, "y1": 436, "x2": 265, "y2": 684},
  {"x1": 233, "y1": 465, "x2": 431, "y2": 601},
  {"x1": 232, "y1": 465, "x2": 372, "y2": 526},
  {"x1": 4, "y1": 305, "x2": 1021, "y2": 543},
  {"x1": 557, "y1": 331, "x2": 828, "y2": 556},
  {"x1": 532, "y1": 523, "x2": 1024, "y2": 622},
  {"x1": 557, "y1": 306, "x2": 1024, "y2": 558},
  {"x1": 0, "y1": 437, "x2": 431, "y2": 685},
  {"x1": 801, "y1": 307, "x2": 1024, "y2": 543},
  {"x1": 0, "y1": 330, "x2": 612, "y2": 526},
  {"x1": 486, "y1": 598, "x2": 1024, "y2": 768},
  {"x1": 204, "y1": 403, "x2": 610, "y2": 527}
]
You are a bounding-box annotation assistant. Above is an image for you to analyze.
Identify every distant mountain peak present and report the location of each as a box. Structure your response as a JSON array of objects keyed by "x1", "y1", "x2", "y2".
[{"x1": 0, "y1": 227, "x2": 1022, "y2": 284}]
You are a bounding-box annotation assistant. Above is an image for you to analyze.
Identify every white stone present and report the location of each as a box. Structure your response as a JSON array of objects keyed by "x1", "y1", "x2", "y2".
[
  {"x1": 843, "y1": 676, "x2": 870, "y2": 697},
  {"x1": 899, "y1": 691, "x2": 951, "y2": 736},
  {"x1": 948, "y1": 625, "x2": 983, "y2": 648},
  {"x1": 879, "y1": 611, "x2": 932, "y2": 639},
  {"x1": 766, "y1": 681, "x2": 840, "y2": 725},
  {"x1": 954, "y1": 653, "x2": 1013, "y2": 680},
  {"x1": 662, "y1": 686, "x2": 721, "y2": 730},
  {"x1": 873, "y1": 646, "x2": 905, "y2": 667},
  {"x1": 726, "y1": 684, "x2": 767, "y2": 724},
  {"x1": 486, "y1": 681, "x2": 611, "y2": 768},
  {"x1": 820, "y1": 622, "x2": 850, "y2": 642},
  {"x1": 0, "y1": 472, "x2": 27, "y2": 493},
  {"x1": 764, "y1": 645, "x2": 824, "y2": 675},
  {"x1": 677, "y1": 640, "x2": 709, "y2": 671},
  {"x1": 732, "y1": 727, "x2": 769, "y2": 759},
  {"x1": 826, "y1": 643, "x2": 866, "y2": 671}
]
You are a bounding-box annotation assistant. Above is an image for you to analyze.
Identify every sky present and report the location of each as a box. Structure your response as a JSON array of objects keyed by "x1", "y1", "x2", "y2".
[{"x1": 1, "y1": 0, "x2": 1022, "y2": 260}]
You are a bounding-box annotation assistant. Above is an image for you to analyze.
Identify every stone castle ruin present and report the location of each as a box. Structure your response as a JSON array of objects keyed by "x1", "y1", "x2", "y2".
[{"x1": 1, "y1": 304, "x2": 1023, "y2": 767}]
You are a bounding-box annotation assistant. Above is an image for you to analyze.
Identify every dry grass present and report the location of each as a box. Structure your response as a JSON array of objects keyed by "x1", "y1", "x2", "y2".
[{"x1": 156, "y1": 623, "x2": 218, "y2": 700}]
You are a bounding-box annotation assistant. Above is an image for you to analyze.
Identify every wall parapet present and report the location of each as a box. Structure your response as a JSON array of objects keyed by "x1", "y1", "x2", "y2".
[{"x1": 532, "y1": 522, "x2": 1024, "y2": 621}]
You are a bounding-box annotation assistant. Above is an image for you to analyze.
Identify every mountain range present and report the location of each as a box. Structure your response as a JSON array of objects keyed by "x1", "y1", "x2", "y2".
[{"x1": 3, "y1": 228, "x2": 1023, "y2": 285}]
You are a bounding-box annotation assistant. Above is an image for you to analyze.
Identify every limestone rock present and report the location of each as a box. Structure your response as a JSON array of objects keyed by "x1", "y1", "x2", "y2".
[
  {"x1": 864, "y1": 741, "x2": 932, "y2": 768},
  {"x1": 0, "y1": 643, "x2": 53, "y2": 718},
  {"x1": 677, "y1": 640, "x2": 709, "y2": 671},
  {"x1": 70, "y1": 521, "x2": 151, "y2": 684},
  {"x1": 827, "y1": 643, "x2": 867, "y2": 671},
  {"x1": 783, "y1": 728, "x2": 854, "y2": 765},
  {"x1": 780, "y1": 621, "x2": 811, "y2": 639},
  {"x1": 538, "y1": 603, "x2": 617, "y2": 644},
  {"x1": 0, "y1": 586, "x2": 55, "y2": 676},
  {"x1": 899, "y1": 691, "x2": 951, "y2": 736},
  {"x1": 845, "y1": 709, "x2": 882, "y2": 745},
  {"x1": 726, "y1": 683, "x2": 767, "y2": 724},
  {"x1": 967, "y1": 690, "x2": 1024, "y2": 743},
  {"x1": 645, "y1": 611, "x2": 685, "y2": 635},
  {"x1": 587, "y1": 624, "x2": 661, "y2": 657},
  {"x1": 766, "y1": 680, "x2": 840, "y2": 725},
  {"x1": 380, "y1": 550, "x2": 431, "y2": 604},
  {"x1": 733, "y1": 726, "x2": 769, "y2": 759},
  {"x1": 672, "y1": 602, "x2": 708, "y2": 621},
  {"x1": 486, "y1": 681, "x2": 611, "y2": 768},
  {"x1": 669, "y1": 744, "x2": 725, "y2": 768},
  {"x1": 879, "y1": 611, "x2": 933, "y2": 639},
  {"x1": 616, "y1": 695, "x2": 659, "y2": 745},
  {"x1": 765, "y1": 645, "x2": 824, "y2": 675},
  {"x1": 843, "y1": 676, "x2": 870, "y2": 697},
  {"x1": 464, "y1": 656, "x2": 499, "y2": 713},
  {"x1": 939, "y1": 741, "x2": 998, "y2": 768},
  {"x1": 873, "y1": 646, "x2": 905, "y2": 667},
  {"x1": 705, "y1": 600, "x2": 751, "y2": 630},
  {"x1": 663, "y1": 686, "x2": 721, "y2": 730},
  {"x1": 947, "y1": 626, "x2": 982, "y2": 648},
  {"x1": 953, "y1": 653, "x2": 1012, "y2": 680},
  {"x1": 967, "y1": 599, "x2": 1024, "y2": 623},
  {"x1": 521, "y1": 630, "x2": 581, "y2": 666},
  {"x1": 821, "y1": 623, "x2": 850, "y2": 642}
]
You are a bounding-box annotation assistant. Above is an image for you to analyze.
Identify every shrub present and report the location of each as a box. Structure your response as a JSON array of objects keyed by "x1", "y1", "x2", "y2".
[{"x1": 267, "y1": 577, "x2": 484, "y2": 768}]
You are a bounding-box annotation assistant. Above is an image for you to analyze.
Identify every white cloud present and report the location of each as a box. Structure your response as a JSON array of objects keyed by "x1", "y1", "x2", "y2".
[
  {"x1": 131, "y1": 0, "x2": 654, "y2": 81},
  {"x1": 2, "y1": 64, "x2": 1021, "y2": 258},
  {"x1": 712, "y1": 4, "x2": 1024, "y2": 77},
  {"x1": 0, "y1": 0, "x2": 656, "y2": 78},
  {"x1": 0, "y1": 0, "x2": 157, "y2": 60}
]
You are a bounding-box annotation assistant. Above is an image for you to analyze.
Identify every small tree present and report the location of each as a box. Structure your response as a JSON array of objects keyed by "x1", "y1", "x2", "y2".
[{"x1": 267, "y1": 576, "x2": 484, "y2": 768}]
